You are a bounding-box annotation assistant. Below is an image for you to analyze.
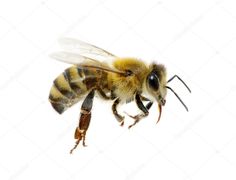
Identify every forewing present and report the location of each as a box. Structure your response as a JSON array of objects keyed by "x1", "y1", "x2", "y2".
[
  {"x1": 58, "y1": 37, "x2": 117, "y2": 60},
  {"x1": 50, "y1": 51, "x2": 99, "y2": 64},
  {"x1": 50, "y1": 37, "x2": 127, "y2": 75},
  {"x1": 50, "y1": 51, "x2": 127, "y2": 76}
]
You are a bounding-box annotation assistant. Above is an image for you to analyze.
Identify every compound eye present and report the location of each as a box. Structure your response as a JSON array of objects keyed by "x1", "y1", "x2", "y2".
[{"x1": 148, "y1": 73, "x2": 159, "y2": 91}]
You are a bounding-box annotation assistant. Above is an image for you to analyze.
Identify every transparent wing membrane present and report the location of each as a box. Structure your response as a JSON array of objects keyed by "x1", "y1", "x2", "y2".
[
  {"x1": 50, "y1": 51, "x2": 99, "y2": 64},
  {"x1": 58, "y1": 37, "x2": 117, "y2": 59}
]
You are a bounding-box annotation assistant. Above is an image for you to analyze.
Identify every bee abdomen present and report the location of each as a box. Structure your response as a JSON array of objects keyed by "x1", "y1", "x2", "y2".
[
  {"x1": 49, "y1": 84, "x2": 71, "y2": 114},
  {"x1": 49, "y1": 66, "x2": 98, "y2": 114}
]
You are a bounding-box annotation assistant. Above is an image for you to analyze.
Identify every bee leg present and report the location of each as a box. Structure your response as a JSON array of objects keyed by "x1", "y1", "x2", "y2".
[
  {"x1": 70, "y1": 90, "x2": 95, "y2": 154},
  {"x1": 96, "y1": 86, "x2": 110, "y2": 100},
  {"x1": 140, "y1": 95, "x2": 151, "y2": 102},
  {"x1": 128, "y1": 94, "x2": 153, "y2": 129},
  {"x1": 112, "y1": 98, "x2": 125, "y2": 126}
]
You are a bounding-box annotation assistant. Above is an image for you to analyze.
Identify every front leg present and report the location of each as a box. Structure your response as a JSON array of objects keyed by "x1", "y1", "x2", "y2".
[
  {"x1": 127, "y1": 94, "x2": 153, "y2": 129},
  {"x1": 70, "y1": 90, "x2": 95, "y2": 154}
]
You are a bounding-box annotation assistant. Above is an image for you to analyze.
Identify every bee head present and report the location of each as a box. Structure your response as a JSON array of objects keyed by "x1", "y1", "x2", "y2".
[
  {"x1": 146, "y1": 64, "x2": 167, "y2": 106},
  {"x1": 146, "y1": 63, "x2": 190, "y2": 123}
]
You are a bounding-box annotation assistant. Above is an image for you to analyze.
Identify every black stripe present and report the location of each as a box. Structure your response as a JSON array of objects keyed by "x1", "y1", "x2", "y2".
[
  {"x1": 77, "y1": 67, "x2": 83, "y2": 77},
  {"x1": 50, "y1": 101, "x2": 66, "y2": 114},
  {"x1": 65, "y1": 68, "x2": 83, "y2": 95},
  {"x1": 82, "y1": 68, "x2": 89, "y2": 77},
  {"x1": 62, "y1": 71, "x2": 77, "y2": 97},
  {"x1": 54, "y1": 74, "x2": 76, "y2": 99},
  {"x1": 63, "y1": 71, "x2": 69, "y2": 81}
]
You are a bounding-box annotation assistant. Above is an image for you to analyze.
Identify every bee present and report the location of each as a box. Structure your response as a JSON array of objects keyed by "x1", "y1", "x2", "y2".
[{"x1": 49, "y1": 38, "x2": 191, "y2": 154}]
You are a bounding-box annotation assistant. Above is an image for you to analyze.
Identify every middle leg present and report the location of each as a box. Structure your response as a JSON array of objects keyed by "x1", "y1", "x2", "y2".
[{"x1": 112, "y1": 98, "x2": 125, "y2": 126}]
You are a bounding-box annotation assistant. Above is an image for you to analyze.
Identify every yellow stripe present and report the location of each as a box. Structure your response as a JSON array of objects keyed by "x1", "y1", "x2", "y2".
[
  {"x1": 49, "y1": 85, "x2": 69, "y2": 103},
  {"x1": 54, "y1": 74, "x2": 72, "y2": 92}
]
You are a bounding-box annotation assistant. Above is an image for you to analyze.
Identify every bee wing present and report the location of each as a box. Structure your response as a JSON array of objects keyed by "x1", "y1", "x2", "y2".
[
  {"x1": 50, "y1": 51, "x2": 127, "y2": 76},
  {"x1": 58, "y1": 37, "x2": 117, "y2": 60},
  {"x1": 50, "y1": 51, "x2": 99, "y2": 64}
]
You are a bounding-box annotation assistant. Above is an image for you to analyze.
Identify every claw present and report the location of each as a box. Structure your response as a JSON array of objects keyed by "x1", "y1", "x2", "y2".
[
  {"x1": 70, "y1": 139, "x2": 81, "y2": 154},
  {"x1": 82, "y1": 139, "x2": 87, "y2": 147},
  {"x1": 124, "y1": 112, "x2": 144, "y2": 129},
  {"x1": 70, "y1": 128, "x2": 87, "y2": 154},
  {"x1": 124, "y1": 111, "x2": 134, "y2": 119},
  {"x1": 128, "y1": 119, "x2": 139, "y2": 129},
  {"x1": 120, "y1": 120, "x2": 124, "y2": 126},
  {"x1": 125, "y1": 112, "x2": 140, "y2": 129}
]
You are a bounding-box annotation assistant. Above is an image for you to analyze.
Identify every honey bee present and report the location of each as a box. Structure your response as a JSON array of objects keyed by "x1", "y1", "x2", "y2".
[{"x1": 49, "y1": 38, "x2": 191, "y2": 154}]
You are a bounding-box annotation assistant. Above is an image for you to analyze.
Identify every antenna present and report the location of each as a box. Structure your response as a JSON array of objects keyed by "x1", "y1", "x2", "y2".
[
  {"x1": 167, "y1": 75, "x2": 191, "y2": 93},
  {"x1": 165, "y1": 86, "x2": 189, "y2": 111}
]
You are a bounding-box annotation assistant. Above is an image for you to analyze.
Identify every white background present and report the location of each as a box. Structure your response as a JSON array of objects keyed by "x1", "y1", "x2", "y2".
[{"x1": 1, "y1": 0, "x2": 236, "y2": 179}]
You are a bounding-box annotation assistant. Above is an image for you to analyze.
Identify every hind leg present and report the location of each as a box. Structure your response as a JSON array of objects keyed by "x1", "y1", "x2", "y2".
[{"x1": 70, "y1": 90, "x2": 95, "y2": 154}]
